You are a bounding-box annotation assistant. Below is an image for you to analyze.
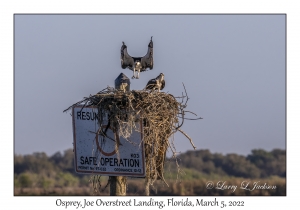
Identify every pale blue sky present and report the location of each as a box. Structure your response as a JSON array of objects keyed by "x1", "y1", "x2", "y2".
[{"x1": 14, "y1": 14, "x2": 286, "y2": 156}]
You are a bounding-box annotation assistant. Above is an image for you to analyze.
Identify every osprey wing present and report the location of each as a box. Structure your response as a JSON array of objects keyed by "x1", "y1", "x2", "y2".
[
  {"x1": 145, "y1": 78, "x2": 156, "y2": 90},
  {"x1": 140, "y1": 37, "x2": 154, "y2": 71},
  {"x1": 161, "y1": 79, "x2": 165, "y2": 90},
  {"x1": 121, "y1": 42, "x2": 134, "y2": 70}
]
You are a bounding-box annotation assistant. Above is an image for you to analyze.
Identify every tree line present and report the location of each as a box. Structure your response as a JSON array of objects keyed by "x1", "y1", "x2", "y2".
[
  {"x1": 168, "y1": 148, "x2": 286, "y2": 179},
  {"x1": 14, "y1": 148, "x2": 285, "y2": 195}
]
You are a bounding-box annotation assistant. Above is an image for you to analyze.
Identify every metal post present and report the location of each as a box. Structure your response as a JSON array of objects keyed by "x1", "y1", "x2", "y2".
[{"x1": 109, "y1": 73, "x2": 130, "y2": 196}]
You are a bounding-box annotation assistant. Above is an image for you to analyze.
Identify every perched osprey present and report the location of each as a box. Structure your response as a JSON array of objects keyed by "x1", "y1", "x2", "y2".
[
  {"x1": 145, "y1": 73, "x2": 165, "y2": 92},
  {"x1": 115, "y1": 73, "x2": 130, "y2": 92},
  {"x1": 120, "y1": 36, "x2": 153, "y2": 79}
]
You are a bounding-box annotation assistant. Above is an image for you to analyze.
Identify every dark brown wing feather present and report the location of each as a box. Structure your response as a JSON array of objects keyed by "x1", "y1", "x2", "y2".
[
  {"x1": 145, "y1": 78, "x2": 157, "y2": 90},
  {"x1": 140, "y1": 37, "x2": 153, "y2": 71},
  {"x1": 121, "y1": 43, "x2": 134, "y2": 70},
  {"x1": 160, "y1": 80, "x2": 165, "y2": 90}
]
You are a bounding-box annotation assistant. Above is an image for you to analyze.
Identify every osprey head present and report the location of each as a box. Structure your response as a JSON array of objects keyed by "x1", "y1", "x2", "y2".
[{"x1": 156, "y1": 73, "x2": 164, "y2": 80}]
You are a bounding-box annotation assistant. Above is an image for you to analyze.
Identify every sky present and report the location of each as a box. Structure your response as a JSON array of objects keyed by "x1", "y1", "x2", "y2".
[{"x1": 14, "y1": 14, "x2": 286, "y2": 157}]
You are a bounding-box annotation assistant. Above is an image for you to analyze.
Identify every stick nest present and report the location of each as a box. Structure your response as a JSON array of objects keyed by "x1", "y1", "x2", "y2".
[{"x1": 64, "y1": 85, "x2": 200, "y2": 192}]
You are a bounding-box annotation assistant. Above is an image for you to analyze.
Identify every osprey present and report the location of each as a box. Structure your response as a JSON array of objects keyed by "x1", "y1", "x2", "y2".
[
  {"x1": 145, "y1": 73, "x2": 165, "y2": 92},
  {"x1": 115, "y1": 73, "x2": 130, "y2": 92},
  {"x1": 120, "y1": 36, "x2": 153, "y2": 79}
]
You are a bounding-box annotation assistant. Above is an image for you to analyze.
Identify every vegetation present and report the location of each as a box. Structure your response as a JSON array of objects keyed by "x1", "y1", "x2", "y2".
[
  {"x1": 14, "y1": 148, "x2": 286, "y2": 195},
  {"x1": 170, "y1": 149, "x2": 286, "y2": 179}
]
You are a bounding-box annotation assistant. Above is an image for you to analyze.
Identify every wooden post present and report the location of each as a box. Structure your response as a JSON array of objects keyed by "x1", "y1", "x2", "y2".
[
  {"x1": 109, "y1": 73, "x2": 130, "y2": 196},
  {"x1": 145, "y1": 178, "x2": 150, "y2": 196},
  {"x1": 109, "y1": 176, "x2": 127, "y2": 196}
]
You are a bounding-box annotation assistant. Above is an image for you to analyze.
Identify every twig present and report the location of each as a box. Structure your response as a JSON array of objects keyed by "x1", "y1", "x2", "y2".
[{"x1": 177, "y1": 128, "x2": 196, "y2": 150}]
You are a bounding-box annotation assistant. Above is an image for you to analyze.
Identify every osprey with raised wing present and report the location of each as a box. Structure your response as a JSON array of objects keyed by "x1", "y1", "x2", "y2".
[
  {"x1": 120, "y1": 36, "x2": 153, "y2": 79},
  {"x1": 145, "y1": 73, "x2": 165, "y2": 92}
]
